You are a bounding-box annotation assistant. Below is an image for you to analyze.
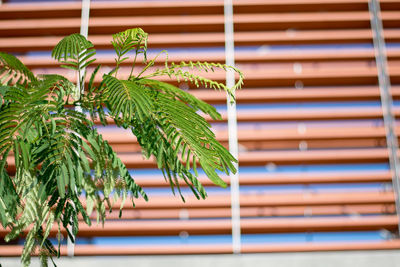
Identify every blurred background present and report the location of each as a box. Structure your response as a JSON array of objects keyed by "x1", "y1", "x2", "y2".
[{"x1": 1, "y1": 0, "x2": 400, "y2": 266}]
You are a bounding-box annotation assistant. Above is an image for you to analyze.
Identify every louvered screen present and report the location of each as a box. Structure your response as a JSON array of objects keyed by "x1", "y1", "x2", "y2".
[{"x1": 1, "y1": 0, "x2": 400, "y2": 257}]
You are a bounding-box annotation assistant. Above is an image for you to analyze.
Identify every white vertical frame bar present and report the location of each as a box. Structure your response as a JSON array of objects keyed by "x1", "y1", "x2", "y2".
[
  {"x1": 76, "y1": 0, "x2": 91, "y2": 102},
  {"x1": 224, "y1": 0, "x2": 241, "y2": 254},
  {"x1": 68, "y1": 0, "x2": 91, "y2": 258},
  {"x1": 80, "y1": 0, "x2": 90, "y2": 39},
  {"x1": 369, "y1": 0, "x2": 400, "y2": 234}
]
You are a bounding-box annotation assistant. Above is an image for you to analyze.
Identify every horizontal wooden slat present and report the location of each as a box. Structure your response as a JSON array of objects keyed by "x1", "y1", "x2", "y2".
[
  {"x1": 3, "y1": 29, "x2": 400, "y2": 53},
  {"x1": 231, "y1": 65, "x2": 400, "y2": 87},
  {"x1": 88, "y1": 107, "x2": 398, "y2": 125},
  {"x1": 2, "y1": 12, "x2": 400, "y2": 37},
  {"x1": 92, "y1": 107, "x2": 389, "y2": 135},
  {"x1": 17, "y1": 50, "x2": 400, "y2": 69},
  {"x1": 192, "y1": 86, "x2": 400, "y2": 104},
  {"x1": 3, "y1": 240, "x2": 400, "y2": 256},
  {"x1": 103, "y1": 125, "x2": 392, "y2": 152},
  {"x1": 0, "y1": 1, "x2": 224, "y2": 20},
  {"x1": 5, "y1": 148, "x2": 392, "y2": 171},
  {"x1": 133, "y1": 170, "x2": 392, "y2": 187},
  {"x1": 12, "y1": 148, "x2": 392, "y2": 170},
  {"x1": 98, "y1": 204, "x2": 395, "y2": 220},
  {"x1": 48, "y1": 64, "x2": 400, "y2": 88},
  {"x1": 95, "y1": 191, "x2": 395, "y2": 210},
  {"x1": 4, "y1": 165, "x2": 392, "y2": 187},
  {"x1": 0, "y1": 0, "x2": 369, "y2": 21},
  {"x1": 235, "y1": 148, "x2": 390, "y2": 165},
  {"x1": 234, "y1": 0, "x2": 400, "y2": 13},
  {"x1": 71, "y1": 215, "x2": 399, "y2": 236},
  {"x1": 3, "y1": 0, "x2": 399, "y2": 21},
  {"x1": 243, "y1": 240, "x2": 400, "y2": 253},
  {"x1": 111, "y1": 139, "x2": 386, "y2": 152},
  {"x1": 0, "y1": 215, "x2": 396, "y2": 237},
  {"x1": 0, "y1": 2, "x2": 82, "y2": 19},
  {"x1": 103, "y1": 126, "x2": 392, "y2": 144},
  {"x1": 210, "y1": 107, "x2": 400, "y2": 123},
  {"x1": 107, "y1": 139, "x2": 387, "y2": 153}
]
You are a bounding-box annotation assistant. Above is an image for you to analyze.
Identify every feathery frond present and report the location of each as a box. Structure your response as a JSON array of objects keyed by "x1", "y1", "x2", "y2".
[
  {"x1": 51, "y1": 33, "x2": 96, "y2": 95},
  {"x1": 0, "y1": 28, "x2": 243, "y2": 266},
  {"x1": 51, "y1": 33, "x2": 96, "y2": 70},
  {"x1": 111, "y1": 28, "x2": 148, "y2": 77},
  {"x1": 142, "y1": 60, "x2": 244, "y2": 100},
  {"x1": 0, "y1": 52, "x2": 37, "y2": 86}
]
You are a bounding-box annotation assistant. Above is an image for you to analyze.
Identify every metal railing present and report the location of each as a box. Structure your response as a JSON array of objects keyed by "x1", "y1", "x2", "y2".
[{"x1": 369, "y1": 0, "x2": 400, "y2": 235}]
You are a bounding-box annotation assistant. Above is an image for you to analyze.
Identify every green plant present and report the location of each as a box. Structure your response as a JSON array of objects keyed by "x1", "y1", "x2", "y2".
[{"x1": 0, "y1": 28, "x2": 243, "y2": 266}]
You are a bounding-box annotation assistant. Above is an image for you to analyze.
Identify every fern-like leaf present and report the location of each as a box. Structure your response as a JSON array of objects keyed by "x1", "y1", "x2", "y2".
[
  {"x1": 51, "y1": 33, "x2": 96, "y2": 70},
  {"x1": 0, "y1": 52, "x2": 36, "y2": 86},
  {"x1": 112, "y1": 28, "x2": 148, "y2": 66},
  {"x1": 143, "y1": 60, "x2": 244, "y2": 100},
  {"x1": 102, "y1": 75, "x2": 153, "y2": 122},
  {"x1": 51, "y1": 33, "x2": 96, "y2": 95},
  {"x1": 0, "y1": 28, "x2": 243, "y2": 266}
]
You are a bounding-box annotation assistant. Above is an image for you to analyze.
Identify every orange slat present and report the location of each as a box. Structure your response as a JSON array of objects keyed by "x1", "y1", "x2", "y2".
[
  {"x1": 1, "y1": 0, "x2": 389, "y2": 21},
  {"x1": 38, "y1": 215, "x2": 400, "y2": 236},
  {"x1": 3, "y1": 240, "x2": 400, "y2": 256},
  {"x1": 110, "y1": 139, "x2": 386, "y2": 152},
  {"x1": 209, "y1": 107, "x2": 400, "y2": 122},
  {"x1": 132, "y1": 170, "x2": 392, "y2": 187},
  {"x1": 0, "y1": 215, "x2": 396, "y2": 237},
  {"x1": 99, "y1": 204, "x2": 395, "y2": 220},
  {"x1": 191, "y1": 86, "x2": 400, "y2": 104},
  {"x1": 102, "y1": 126, "x2": 392, "y2": 152},
  {"x1": 0, "y1": 1, "x2": 224, "y2": 20},
  {"x1": 54, "y1": 63, "x2": 400, "y2": 87},
  {"x1": 235, "y1": 148, "x2": 390, "y2": 166},
  {"x1": 17, "y1": 50, "x2": 400, "y2": 68},
  {"x1": 90, "y1": 107, "x2": 398, "y2": 125},
  {"x1": 5, "y1": 148, "x2": 392, "y2": 171},
  {"x1": 242, "y1": 240, "x2": 400, "y2": 253},
  {"x1": 101, "y1": 191, "x2": 395, "y2": 210},
  {"x1": 101, "y1": 126, "x2": 391, "y2": 144},
  {"x1": 116, "y1": 148, "x2": 391, "y2": 167},
  {"x1": 2, "y1": 12, "x2": 400, "y2": 37},
  {"x1": 3, "y1": 29, "x2": 400, "y2": 52}
]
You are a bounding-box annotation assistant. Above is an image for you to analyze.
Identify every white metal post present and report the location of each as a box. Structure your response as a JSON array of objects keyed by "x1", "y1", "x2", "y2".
[
  {"x1": 68, "y1": 0, "x2": 91, "y2": 258},
  {"x1": 369, "y1": 0, "x2": 400, "y2": 235},
  {"x1": 224, "y1": 0, "x2": 241, "y2": 254},
  {"x1": 80, "y1": 0, "x2": 90, "y2": 39},
  {"x1": 76, "y1": 0, "x2": 91, "y2": 101}
]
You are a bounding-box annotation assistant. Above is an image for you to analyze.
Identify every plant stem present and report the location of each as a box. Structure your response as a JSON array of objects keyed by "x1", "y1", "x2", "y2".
[{"x1": 129, "y1": 49, "x2": 139, "y2": 79}]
